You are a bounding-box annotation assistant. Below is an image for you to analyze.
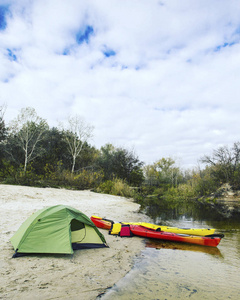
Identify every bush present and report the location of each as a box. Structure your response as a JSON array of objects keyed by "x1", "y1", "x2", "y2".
[
  {"x1": 73, "y1": 170, "x2": 104, "y2": 189},
  {"x1": 47, "y1": 169, "x2": 104, "y2": 190},
  {"x1": 96, "y1": 178, "x2": 134, "y2": 198}
]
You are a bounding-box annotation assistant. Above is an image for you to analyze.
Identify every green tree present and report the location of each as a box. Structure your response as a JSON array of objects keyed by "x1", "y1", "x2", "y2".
[
  {"x1": 144, "y1": 157, "x2": 183, "y2": 188},
  {"x1": 32, "y1": 127, "x2": 70, "y2": 175},
  {"x1": 0, "y1": 105, "x2": 8, "y2": 175},
  {"x1": 186, "y1": 166, "x2": 218, "y2": 196},
  {"x1": 96, "y1": 144, "x2": 144, "y2": 185},
  {"x1": 73, "y1": 142, "x2": 99, "y2": 171},
  {"x1": 96, "y1": 144, "x2": 115, "y2": 180},
  {"x1": 143, "y1": 164, "x2": 158, "y2": 186},
  {"x1": 0, "y1": 104, "x2": 7, "y2": 143}
]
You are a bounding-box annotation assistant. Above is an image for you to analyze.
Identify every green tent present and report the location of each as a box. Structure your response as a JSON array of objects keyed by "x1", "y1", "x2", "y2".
[{"x1": 10, "y1": 205, "x2": 107, "y2": 257}]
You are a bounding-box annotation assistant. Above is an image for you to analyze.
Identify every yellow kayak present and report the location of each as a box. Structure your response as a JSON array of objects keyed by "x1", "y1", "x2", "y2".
[{"x1": 121, "y1": 222, "x2": 216, "y2": 236}]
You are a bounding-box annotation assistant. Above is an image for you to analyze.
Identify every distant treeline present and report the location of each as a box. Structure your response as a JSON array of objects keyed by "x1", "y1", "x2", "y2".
[{"x1": 1, "y1": 106, "x2": 240, "y2": 202}]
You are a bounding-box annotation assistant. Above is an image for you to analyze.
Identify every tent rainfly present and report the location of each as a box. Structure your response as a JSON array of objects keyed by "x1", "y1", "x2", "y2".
[{"x1": 10, "y1": 205, "x2": 108, "y2": 257}]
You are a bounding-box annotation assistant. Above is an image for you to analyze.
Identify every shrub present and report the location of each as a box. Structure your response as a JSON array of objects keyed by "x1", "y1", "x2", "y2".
[
  {"x1": 73, "y1": 170, "x2": 104, "y2": 189},
  {"x1": 96, "y1": 178, "x2": 134, "y2": 198}
]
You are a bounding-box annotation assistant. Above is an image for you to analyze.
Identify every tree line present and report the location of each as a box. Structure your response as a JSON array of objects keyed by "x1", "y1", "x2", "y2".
[
  {"x1": 1, "y1": 105, "x2": 240, "y2": 201},
  {"x1": 0, "y1": 106, "x2": 144, "y2": 190}
]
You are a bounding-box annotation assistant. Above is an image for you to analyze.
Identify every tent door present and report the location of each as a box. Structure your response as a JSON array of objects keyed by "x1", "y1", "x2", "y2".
[{"x1": 71, "y1": 219, "x2": 86, "y2": 243}]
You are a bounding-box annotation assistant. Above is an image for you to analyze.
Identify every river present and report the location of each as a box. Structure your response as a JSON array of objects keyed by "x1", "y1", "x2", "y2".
[{"x1": 100, "y1": 201, "x2": 240, "y2": 299}]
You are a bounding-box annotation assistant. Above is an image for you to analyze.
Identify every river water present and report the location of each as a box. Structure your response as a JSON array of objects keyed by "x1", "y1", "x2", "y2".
[{"x1": 100, "y1": 202, "x2": 240, "y2": 300}]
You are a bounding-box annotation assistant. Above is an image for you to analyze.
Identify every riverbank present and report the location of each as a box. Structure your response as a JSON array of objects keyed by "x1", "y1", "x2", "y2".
[
  {"x1": 197, "y1": 183, "x2": 240, "y2": 219},
  {"x1": 0, "y1": 184, "x2": 148, "y2": 300}
]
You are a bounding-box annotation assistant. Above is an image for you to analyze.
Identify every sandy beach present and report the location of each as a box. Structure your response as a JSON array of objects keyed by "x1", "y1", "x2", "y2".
[{"x1": 0, "y1": 184, "x2": 149, "y2": 300}]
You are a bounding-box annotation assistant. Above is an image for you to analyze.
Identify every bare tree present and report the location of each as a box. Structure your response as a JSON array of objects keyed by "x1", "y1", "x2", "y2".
[
  {"x1": 9, "y1": 107, "x2": 49, "y2": 173},
  {"x1": 60, "y1": 115, "x2": 94, "y2": 173},
  {"x1": 201, "y1": 142, "x2": 240, "y2": 183}
]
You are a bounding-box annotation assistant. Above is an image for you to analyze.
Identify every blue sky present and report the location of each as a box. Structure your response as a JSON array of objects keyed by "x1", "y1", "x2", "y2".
[{"x1": 1, "y1": 0, "x2": 240, "y2": 168}]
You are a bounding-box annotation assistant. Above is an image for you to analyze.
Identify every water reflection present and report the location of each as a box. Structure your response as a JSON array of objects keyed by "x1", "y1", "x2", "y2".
[
  {"x1": 144, "y1": 239, "x2": 223, "y2": 257},
  {"x1": 100, "y1": 199, "x2": 240, "y2": 300},
  {"x1": 141, "y1": 196, "x2": 240, "y2": 222},
  {"x1": 102, "y1": 246, "x2": 240, "y2": 300}
]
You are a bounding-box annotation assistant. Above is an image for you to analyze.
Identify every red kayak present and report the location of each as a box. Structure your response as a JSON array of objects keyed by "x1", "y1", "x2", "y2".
[
  {"x1": 90, "y1": 216, "x2": 112, "y2": 229},
  {"x1": 130, "y1": 225, "x2": 222, "y2": 247}
]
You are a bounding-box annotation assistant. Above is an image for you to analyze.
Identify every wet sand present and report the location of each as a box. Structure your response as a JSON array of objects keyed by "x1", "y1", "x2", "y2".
[{"x1": 0, "y1": 184, "x2": 148, "y2": 300}]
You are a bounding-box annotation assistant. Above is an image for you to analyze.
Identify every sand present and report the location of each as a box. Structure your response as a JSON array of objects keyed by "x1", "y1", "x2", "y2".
[{"x1": 0, "y1": 184, "x2": 149, "y2": 300}]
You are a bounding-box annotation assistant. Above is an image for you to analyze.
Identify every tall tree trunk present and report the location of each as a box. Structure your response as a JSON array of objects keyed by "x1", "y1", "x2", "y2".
[
  {"x1": 24, "y1": 149, "x2": 28, "y2": 174},
  {"x1": 71, "y1": 155, "x2": 76, "y2": 173}
]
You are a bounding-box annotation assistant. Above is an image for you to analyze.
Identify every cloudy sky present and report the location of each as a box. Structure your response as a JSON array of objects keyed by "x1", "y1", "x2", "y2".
[{"x1": 1, "y1": 0, "x2": 240, "y2": 168}]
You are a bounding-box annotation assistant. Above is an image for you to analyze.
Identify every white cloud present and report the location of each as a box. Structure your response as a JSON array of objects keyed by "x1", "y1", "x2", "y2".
[{"x1": 1, "y1": 0, "x2": 240, "y2": 168}]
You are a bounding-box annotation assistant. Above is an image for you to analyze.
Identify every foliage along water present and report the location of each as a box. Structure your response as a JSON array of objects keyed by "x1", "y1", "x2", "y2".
[{"x1": 100, "y1": 197, "x2": 240, "y2": 300}]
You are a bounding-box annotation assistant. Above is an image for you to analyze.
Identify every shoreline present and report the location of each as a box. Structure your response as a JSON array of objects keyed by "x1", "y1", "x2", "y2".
[{"x1": 0, "y1": 184, "x2": 149, "y2": 300}]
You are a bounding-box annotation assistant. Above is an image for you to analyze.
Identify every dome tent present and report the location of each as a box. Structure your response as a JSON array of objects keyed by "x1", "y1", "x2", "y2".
[{"x1": 10, "y1": 205, "x2": 108, "y2": 257}]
